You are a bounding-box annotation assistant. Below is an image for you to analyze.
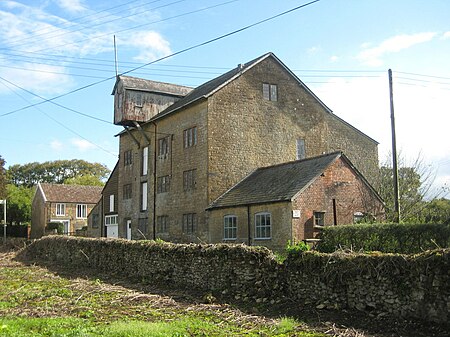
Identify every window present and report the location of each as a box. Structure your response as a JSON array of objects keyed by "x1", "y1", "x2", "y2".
[
  {"x1": 296, "y1": 139, "x2": 305, "y2": 160},
  {"x1": 138, "y1": 218, "x2": 148, "y2": 236},
  {"x1": 92, "y1": 213, "x2": 99, "y2": 228},
  {"x1": 124, "y1": 150, "x2": 132, "y2": 166},
  {"x1": 105, "y1": 215, "x2": 118, "y2": 226},
  {"x1": 142, "y1": 146, "x2": 148, "y2": 175},
  {"x1": 314, "y1": 211, "x2": 325, "y2": 226},
  {"x1": 109, "y1": 195, "x2": 114, "y2": 212},
  {"x1": 353, "y1": 212, "x2": 364, "y2": 224},
  {"x1": 157, "y1": 176, "x2": 170, "y2": 193},
  {"x1": 224, "y1": 215, "x2": 237, "y2": 240},
  {"x1": 158, "y1": 136, "x2": 170, "y2": 158},
  {"x1": 263, "y1": 83, "x2": 278, "y2": 101},
  {"x1": 56, "y1": 203, "x2": 65, "y2": 216},
  {"x1": 135, "y1": 93, "x2": 142, "y2": 107},
  {"x1": 157, "y1": 215, "x2": 168, "y2": 233},
  {"x1": 141, "y1": 182, "x2": 148, "y2": 211},
  {"x1": 183, "y1": 126, "x2": 197, "y2": 148},
  {"x1": 183, "y1": 169, "x2": 196, "y2": 191},
  {"x1": 76, "y1": 204, "x2": 87, "y2": 219},
  {"x1": 255, "y1": 212, "x2": 271, "y2": 239},
  {"x1": 123, "y1": 184, "x2": 132, "y2": 200},
  {"x1": 182, "y1": 213, "x2": 197, "y2": 234}
]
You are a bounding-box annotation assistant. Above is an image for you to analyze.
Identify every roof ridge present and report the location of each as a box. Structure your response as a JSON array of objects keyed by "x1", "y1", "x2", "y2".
[{"x1": 255, "y1": 151, "x2": 342, "y2": 172}]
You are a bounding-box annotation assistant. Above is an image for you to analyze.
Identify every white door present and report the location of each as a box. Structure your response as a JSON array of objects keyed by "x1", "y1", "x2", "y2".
[
  {"x1": 63, "y1": 221, "x2": 70, "y2": 235},
  {"x1": 126, "y1": 220, "x2": 132, "y2": 240},
  {"x1": 106, "y1": 225, "x2": 118, "y2": 238}
]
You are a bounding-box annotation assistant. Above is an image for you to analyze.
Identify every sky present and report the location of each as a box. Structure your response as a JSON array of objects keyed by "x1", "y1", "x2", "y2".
[{"x1": 0, "y1": 0, "x2": 449, "y2": 196}]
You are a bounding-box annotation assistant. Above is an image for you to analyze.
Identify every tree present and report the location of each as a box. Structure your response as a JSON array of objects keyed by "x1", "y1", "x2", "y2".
[
  {"x1": 0, "y1": 155, "x2": 6, "y2": 199},
  {"x1": 5, "y1": 184, "x2": 34, "y2": 224},
  {"x1": 378, "y1": 153, "x2": 446, "y2": 223},
  {"x1": 419, "y1": 198, "x2": 450, "y2": 225},
  {"x1": 7, "y1": 159, "x2": 110, "y2": 187},
  {"x1": 64, "y1": 174, "x2": 105, "y2": 186}
]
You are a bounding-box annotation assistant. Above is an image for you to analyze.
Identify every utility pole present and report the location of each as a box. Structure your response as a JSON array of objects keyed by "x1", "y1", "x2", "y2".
[
  {"x1": 0, "y1": 199, "x2": 6, "y2": 244},
  {"x1": 388, "y1": 69, "x2": 400, "y2": 223}
]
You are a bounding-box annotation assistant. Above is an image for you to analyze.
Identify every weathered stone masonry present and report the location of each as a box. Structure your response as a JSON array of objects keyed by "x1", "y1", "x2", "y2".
[{"x1": 20, "y1": 236, "x2": 450, "y2": 324}]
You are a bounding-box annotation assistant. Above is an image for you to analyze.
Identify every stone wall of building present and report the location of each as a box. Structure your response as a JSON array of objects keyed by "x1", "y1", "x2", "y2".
[{"x1": 20, "y1": 236, "x2": 449, "y2": 324}]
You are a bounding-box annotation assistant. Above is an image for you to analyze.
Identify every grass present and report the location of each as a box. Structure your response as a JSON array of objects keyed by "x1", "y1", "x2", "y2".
[{"x1": 0, "y1": 251, "x2": 325, "y2": 337}]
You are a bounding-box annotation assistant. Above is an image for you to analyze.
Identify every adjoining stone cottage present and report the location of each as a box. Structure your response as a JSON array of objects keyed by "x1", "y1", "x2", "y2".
[
  {"x1": 31, "y1": 183, "x2": 102, "y2": 239},
  {"x1": 207, "y1": 152, "x2": 384, "y2": 251},
  {"x1": 88, "y1": 52, "x2": 384, "y2": 250}
]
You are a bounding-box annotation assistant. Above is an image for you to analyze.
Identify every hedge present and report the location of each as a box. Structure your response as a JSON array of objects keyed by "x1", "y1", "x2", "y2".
[{"x1": 316, "y1": 223, "x2": 450, "y2": 254}]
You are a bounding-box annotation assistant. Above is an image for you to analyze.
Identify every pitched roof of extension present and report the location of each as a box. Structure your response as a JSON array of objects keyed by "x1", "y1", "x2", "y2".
[
  {"x1": 144, "y1": 52, "x2": 378, "y2": 144},
  {"x1": 37, "y1": 183, "x2": 103, "y2": 204},
  {"x1": 111, "y1": 75, "x2": 193, "y2": 97},
  {"x1": 207, "y1": 152, "x2": 383, "y2": 210}
]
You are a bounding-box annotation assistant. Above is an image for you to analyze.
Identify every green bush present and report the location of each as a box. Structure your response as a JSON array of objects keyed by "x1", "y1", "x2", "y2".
[
  {"x1": 316, "y1": 223, "x2": 450, "y2": 254},
  {"x1": 286, "y1": 240, "x2": 310, "y2": 255},
  {"x1": 46, "y1": 222, "x2": 63, "y2": 234}
]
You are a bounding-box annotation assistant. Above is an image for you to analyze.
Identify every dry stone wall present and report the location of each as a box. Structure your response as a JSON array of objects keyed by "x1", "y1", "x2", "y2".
[{"x1": 18, "y1": 236, "x2": 449, "y2": 324}]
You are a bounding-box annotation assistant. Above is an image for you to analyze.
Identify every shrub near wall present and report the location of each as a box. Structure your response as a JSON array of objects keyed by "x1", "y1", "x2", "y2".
[
  {"x1": 317, "y1": 223, "x2": 450, "y2": 254},
  {"x1": 17, "y1": 236, "x2": 450, "y2": 324}
]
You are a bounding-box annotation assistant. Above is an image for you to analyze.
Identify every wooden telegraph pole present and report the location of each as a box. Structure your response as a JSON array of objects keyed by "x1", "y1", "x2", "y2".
[{"x1": 388, "y1": 69, "x2": 400, "y2": 223}]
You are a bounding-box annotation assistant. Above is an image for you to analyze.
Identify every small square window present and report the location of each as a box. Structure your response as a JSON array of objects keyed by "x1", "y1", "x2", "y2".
[
  {"x1": 255, "y1": 212, "x2": 271, "y2": 239},
  {"x1": 314, "y1": 211, "x2": 325, "y2": 226},
  {"x1": 56, "y1": 203, "x2": 65, "y2": 216},
  {"x1": 124, "y1": 150, "x2": 132, "y2": 166},
  {"x1": 76, "y1": 204, "x2": 87, "y2": 219},
  {"x1": 158, "y1": 137, "x2": 170, "y2": 159},
  {"x1": 157, "y1": 176, "x2": 170, "y2": 193},
  {"x1": 123, "y1": 184, "x2": 132, "y2": 200},
  {"x1": 157, "y1": 215, "x2": 169, "y2": 233},
  {"x1": 183, "y1": 169, "x2": 196, "y2": 191},
  {"x1": 182, "y1": 213, "x2": 197, "y2": 234},
  {"x1": 183, "y1": 127, "x2": 197, "y2": 148}
]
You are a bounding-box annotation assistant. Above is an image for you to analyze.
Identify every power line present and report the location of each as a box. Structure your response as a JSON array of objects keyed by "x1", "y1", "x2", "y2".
[
  {"x1": 1, "y1": 0, "x2": 321, "y2": 118},
  {"x1": 0, "y1": 78, "x2": 117, "y2": 157},
  {"x1": 0, "y1": 75, "x2": 112, "y2": 124}
]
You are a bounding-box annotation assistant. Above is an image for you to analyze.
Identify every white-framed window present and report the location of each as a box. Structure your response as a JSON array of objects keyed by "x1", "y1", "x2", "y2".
[
  {"x1": 141, "y1": 181, "x2": 148, "y2": 211},
  {"x1": 182, "y1": 213, "x2": 197, "y2": 234},
  {"x1": 56, "y1": 203, "x2": 65, "y2": 216},
  {"x1": 76, "y1": 204, "x2": 87, "y2": 219},
  {"x1": 224, "y1": 215, "x2": 237, "y2": 240},
  {"x1": 109, "y1": 195, "x2": 114, "y2": 212},
  {"x1": 183, "y1": 126, "x2": 197, "y2": 148},
  {"x1": 263, "y1": 83, "x2": 278, "y2": 101},
  {"x1": 142, "y1": 146, "x2": 148, "y2": 175},
  {"x1": 105, "y1": 215, "x2": 118, "y2": 226},
  {"x1": 255, "y1": 212, "x2": 271, "y2": 239},
  {"x1": 314, "y1": 211, "x2": 325, "y2": 226}
]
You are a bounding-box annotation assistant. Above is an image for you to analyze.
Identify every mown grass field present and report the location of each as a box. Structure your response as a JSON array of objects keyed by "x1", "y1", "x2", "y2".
[{"x1": 0, "y1": 249, "x2": 326, "y2": 337}]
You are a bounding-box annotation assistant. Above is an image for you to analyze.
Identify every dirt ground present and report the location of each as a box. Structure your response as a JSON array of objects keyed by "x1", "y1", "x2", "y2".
[{"x1": 1, "y1": 241, "x2": 448, "y2": 337}]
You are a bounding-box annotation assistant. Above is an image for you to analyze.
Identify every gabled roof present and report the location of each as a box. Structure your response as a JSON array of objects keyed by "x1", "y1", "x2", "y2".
[
  {"x1": 208, "y1": 152, "x2": 382, "y2": 210},
  {"x1": 143, "y1": 52, "x2": 377, "y2": 144},
  {"x1": 37, "y1": 183, "x2": 102, "y2": 204},
  {"x1": 111, "y1": 75, "x2": 193, "y2": 96}
]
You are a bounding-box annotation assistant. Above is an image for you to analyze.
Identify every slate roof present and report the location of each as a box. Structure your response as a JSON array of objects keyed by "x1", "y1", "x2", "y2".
[
  {"x1": 208, "y1": 152, "x2": 347, "y2": 209},
  {"x1": 111, "y1": 75, "x2": 193, "y2": 96},
  {"x1": 141, "y1": 52, "x2": 377, "y2": 144},
  {"x1": 147, "y1": 53, "x2": 273, "y2": 122},
  {"x1": 38, "y1": 183, "x2": 103, "y2": 204}
]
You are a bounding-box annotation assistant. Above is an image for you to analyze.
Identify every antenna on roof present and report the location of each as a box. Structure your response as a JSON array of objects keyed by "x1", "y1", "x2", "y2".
[{"x1": 114, "y1": 35, "x2": 119, "y2": 77}]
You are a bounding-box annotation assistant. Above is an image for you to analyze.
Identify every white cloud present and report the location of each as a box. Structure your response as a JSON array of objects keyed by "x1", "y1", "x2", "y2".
[
  {"x1": 50, "y1": 139, "x2": 63, "y2": 151},
  {"x1": 71, "y1": 138, "x2": 95, "y2": 152},
  {"x1": 309, "y1": 74, "x2": 450, "y2": 190},
  {"x1": 126, "y1": 31, "x2": 172, "y2": 62},
  {"x1": 54, "y1": 0, "x2": 87, "y2": 13},
  {"x1": 443, "y1": 31, "x2": 450, "y2": 39},
  {"x1": 357, "y1": 32, "x2": 436, "y2": 66},
  {"x1": 329, "y1": 55, "x2": 339, "y2": 63},
  {"x1": 307, "y1": 46, "x2": 320, "y2": 55}
]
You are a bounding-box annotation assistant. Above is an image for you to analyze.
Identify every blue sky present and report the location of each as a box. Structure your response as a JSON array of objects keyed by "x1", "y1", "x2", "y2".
[{"x1": 0, "y1": 0, "x2": 449, "y2": 196}]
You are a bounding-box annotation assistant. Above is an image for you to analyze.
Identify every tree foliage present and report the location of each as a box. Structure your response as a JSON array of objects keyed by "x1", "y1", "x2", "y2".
[
  {"x1": 0, "y1": 155, "x2": 6, "y2": 199},
  {"x1": 5, "y1": 184, "x2": 34, "y2": 224},
  {"x1": 7, "y1": 159, "x2": 110, "y2": 187},
  {"x1": 378, "y1": 154, "x2": 448, "y2": 223},
  {"x1": 64, "y1": 174, "x2": 105, "y2": 186}
]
